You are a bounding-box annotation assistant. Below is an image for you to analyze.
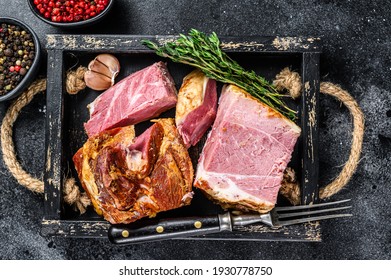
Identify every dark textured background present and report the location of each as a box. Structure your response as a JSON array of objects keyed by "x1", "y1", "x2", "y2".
[{"x1": 0, "y1": 0, "x2": 390, "y2": 259}]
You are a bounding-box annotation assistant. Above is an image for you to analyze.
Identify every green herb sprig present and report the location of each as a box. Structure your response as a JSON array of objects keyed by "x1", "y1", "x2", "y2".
[{"x1": 142, "y1": 29, "x2": 296, "y2": 120}]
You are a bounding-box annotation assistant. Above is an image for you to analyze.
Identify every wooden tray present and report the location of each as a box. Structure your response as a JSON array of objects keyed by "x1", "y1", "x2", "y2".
[{"x1": 42, "y1": 35, "x2": 321, "y2": 241}]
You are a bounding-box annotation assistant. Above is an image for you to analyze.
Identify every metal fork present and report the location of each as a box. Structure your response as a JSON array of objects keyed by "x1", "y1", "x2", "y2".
[
  {"x1": 232, "y1": 199, "x2": 352, "y2": 228},
  {"x1": 108, "y1": 199, "x2": 352, "y2": 244}
]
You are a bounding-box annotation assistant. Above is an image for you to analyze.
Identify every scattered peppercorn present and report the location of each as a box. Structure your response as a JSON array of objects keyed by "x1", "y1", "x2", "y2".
[
  {"x1": 0, "y1": 23, "x2": 35, "y2": 96},
  {"x1": 4, "y1": 48, "x2": 13, "y2": 57},
  {"x1": 33, "y1": 0, "x2": 110, "y2": 23},
  {"x1": 19, "y1": 68, "x2": 27, "y2": 76}
]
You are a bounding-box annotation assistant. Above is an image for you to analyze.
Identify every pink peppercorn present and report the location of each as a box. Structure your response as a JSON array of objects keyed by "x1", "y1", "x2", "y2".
[{"x1": 33, "y1": 0, "x2": 109, "y2": 23}]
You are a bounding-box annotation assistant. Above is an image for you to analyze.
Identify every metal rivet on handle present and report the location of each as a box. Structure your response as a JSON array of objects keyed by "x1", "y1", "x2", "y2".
[
  {"x1": 156, "y1": 226, "x2": 164, "y2": 233},
  {"x1": 194, "y1": 221, "x2": 202, "y2": 228},
  {"x1": 122, "y1": 230, "x2": 129, "y2": 238}
]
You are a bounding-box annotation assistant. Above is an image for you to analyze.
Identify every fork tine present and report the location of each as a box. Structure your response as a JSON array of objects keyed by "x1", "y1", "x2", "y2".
[
  {"x1": 275, "y1": 199, "x2": 351, "y2": 211},
  {"x1": 277, "y1": 213, "x2": 353, "y2": 227},
  {"x1": 277, "y1": 206, "x2": 352, "y2": 219}
]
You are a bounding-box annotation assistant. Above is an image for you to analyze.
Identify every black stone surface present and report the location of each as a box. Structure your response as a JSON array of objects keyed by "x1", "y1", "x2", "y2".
[{"x1": 0, "y1": 0, "x2": 390, "y2": 260}]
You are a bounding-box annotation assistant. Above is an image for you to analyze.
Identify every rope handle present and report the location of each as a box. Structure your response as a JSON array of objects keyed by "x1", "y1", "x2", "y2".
[
  {"x1": 0, "y1": 78, "x2": 90, "y2": 214},
  {"x1": 0, "y1": 67, "x2": 364, "y2": 214},
  {"x1": 274, "y1": 68, "x2": 365, "y2": 204}
]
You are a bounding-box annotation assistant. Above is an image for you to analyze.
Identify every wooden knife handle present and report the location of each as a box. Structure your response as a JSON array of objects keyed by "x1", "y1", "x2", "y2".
[{"x1": 108, "y1": 215, "x2": 227, "y2": 245}]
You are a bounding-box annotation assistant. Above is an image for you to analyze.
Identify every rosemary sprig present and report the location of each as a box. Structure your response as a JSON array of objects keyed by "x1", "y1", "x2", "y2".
[{"x1": 142, "y1": 29, "x2": 296, "y2": 120}]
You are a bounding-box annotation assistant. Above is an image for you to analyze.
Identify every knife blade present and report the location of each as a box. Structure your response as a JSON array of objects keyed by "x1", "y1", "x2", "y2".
[{"x1": 108, "y1": 212, "x2": 263, "y2": 245}]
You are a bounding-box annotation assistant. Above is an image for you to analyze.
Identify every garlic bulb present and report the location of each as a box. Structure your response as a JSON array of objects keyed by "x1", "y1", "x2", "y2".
[{"x1": 84, "y1": 54, "x2": 120, "y2": 91}]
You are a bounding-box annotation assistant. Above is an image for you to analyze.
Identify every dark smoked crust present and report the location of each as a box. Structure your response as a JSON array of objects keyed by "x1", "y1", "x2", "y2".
[
  {"x1": 154, "y1": 118, "x2": 194, "y2": 207},
  {"x1": 72, "y1": 126, "x2": 136, "y2": 217},
  {"x1": 72, "y1": 147, "x2": 93, "y2": 209},
  {"x1": 73, "y1": 119, "x2": 194, "y2": 224}
]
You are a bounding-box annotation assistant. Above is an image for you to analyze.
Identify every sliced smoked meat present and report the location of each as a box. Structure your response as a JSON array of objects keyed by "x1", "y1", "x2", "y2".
[
  {"x1": 175, "y1": 69, "x2": 217, "y2": 148},
  {"x1": 84, "y1": 62, "x2": 177, "y2": 137},
  {"x1": 194, "y1": 85, "x2": 301, "y2": 213}
]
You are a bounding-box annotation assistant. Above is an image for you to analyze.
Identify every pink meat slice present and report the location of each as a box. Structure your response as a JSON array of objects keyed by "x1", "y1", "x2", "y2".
[
  {"x1": 194, "y1": 84, "x2": 301, "y2": 213},
  {"x1": 175, "y1": 69, "x2": 217, "y2": 148},
  {"x1": 84, "y1": 61, "x2": 177, "y2": 137}
]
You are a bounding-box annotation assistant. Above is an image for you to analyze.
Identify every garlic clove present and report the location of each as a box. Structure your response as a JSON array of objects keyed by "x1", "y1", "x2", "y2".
[
  {"x1": 84, "y1": 70, "x2": 113, "y2": 91},
  {"x1": 88, "y1": 54, "x2": 120, "y2": 86},
  {"x1": 84, "y1": 54, "x2": 121, "y2": 91},
  {"x1": 95, "y1": 54, "x2": 120, "y2": 76},
  {"x1": 88, "y1": 60, "x2": 111, "y2": 80}
]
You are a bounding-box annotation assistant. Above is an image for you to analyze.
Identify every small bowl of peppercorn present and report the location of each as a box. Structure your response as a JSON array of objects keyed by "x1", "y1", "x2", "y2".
[
  {"x1": 28, "y1": 0, "x2": 114, "y2": 28},
  {"x1": 0, "y1": 17, "x2": 41, "y2": 102}
]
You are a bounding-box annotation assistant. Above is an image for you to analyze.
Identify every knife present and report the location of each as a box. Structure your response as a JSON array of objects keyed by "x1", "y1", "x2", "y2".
[{"x1": 108, "y1": 212, "x2": 265, "y2": 245}]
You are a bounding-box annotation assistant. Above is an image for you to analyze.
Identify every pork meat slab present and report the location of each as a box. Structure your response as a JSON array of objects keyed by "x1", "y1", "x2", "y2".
[
  {"x1": 73, "y1": 119, "x2": 194, "y2": 224},
  {"x1": 84, "y1": 61, "x2": 177, "y2": 137},
  {"x1": 194, "y1": 85, "x2": 301, "y2": 213}
]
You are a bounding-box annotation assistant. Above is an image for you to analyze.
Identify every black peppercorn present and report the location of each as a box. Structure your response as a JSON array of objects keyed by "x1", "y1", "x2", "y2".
[
  {"x1": 0, "y1": 22, "x2": 35, "y2": 96},
  {"x1": 19, "y1": 68, "x2": 27, "y2": 76},
  {"x1": 4, "y1": 48, "x2": 13, "y2": 56}
]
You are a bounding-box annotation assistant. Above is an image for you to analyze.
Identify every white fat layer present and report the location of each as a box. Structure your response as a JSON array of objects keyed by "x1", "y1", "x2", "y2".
[
  {"x1": 139, "y1": 184, "x2": 149, "y2": 191},
  {"x1": 103, "y1": 81, "x2": 127, "y2": 128},
  {"x1": 87, "y1": 102, "x2": 95, "y2": 116},
  {"x1": 125, "y1": 149, "x2": 147, "y2": 172},
  {"x1": 283, "y1": 117, "x2": 301, "y2": 133},
  {"x1": 202, "y1": 75, "x2": 208, "y2": 101},
  {"x1": 195, "y1": 157, "x2": 275, "y2": 206},
  {"x1": 181, "y1": 191, "x2": 194, "y2": 202},
  {"x1": 136, "y1": 194, "x2": 156, "y2": 206},
  {"x1": 177, "y1": 72, "x2": 209, "y2": 124}
]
